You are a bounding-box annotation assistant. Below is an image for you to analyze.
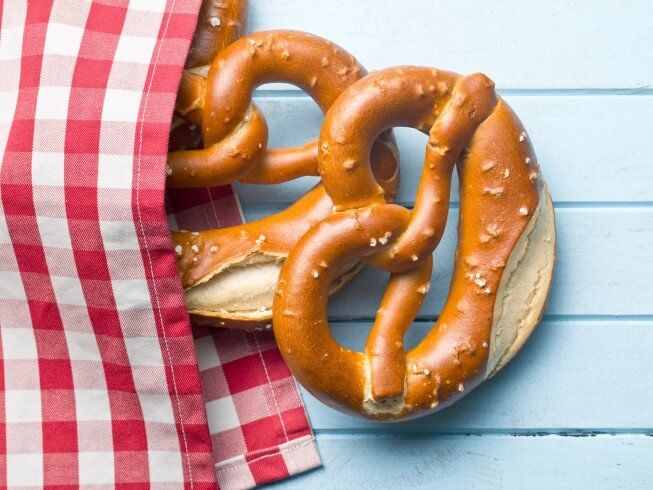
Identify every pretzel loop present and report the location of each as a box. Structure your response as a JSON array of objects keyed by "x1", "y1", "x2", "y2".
[
  {"x1": 272, "y1": 203, "x2": 426, "y2": 402},
  {"x1": 167, "y1": 30, "x2": 371, "y2": 188}
]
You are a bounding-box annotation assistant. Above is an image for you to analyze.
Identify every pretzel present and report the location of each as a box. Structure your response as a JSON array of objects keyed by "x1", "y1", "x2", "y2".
[
  {"x1": 273, "y1": 67, "x2": 556, "y2": 420},
  {"x1": 169, "y1": 30, "x2": 399, "y2": 328},
  {"x1": 170, "y1": 0, "x2": 248, "y2": 152},
  {"x1": 186, "y1": 0, "x2": 248, "y2": 69}
]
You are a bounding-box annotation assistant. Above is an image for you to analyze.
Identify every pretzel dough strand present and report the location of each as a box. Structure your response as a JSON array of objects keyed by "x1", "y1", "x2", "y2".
[
  {"x1": 186, "y1": 0, "x2": 249, "y2": 69},
  {"x1": 273, "y1": 67, "x2": 544, "y2": 420}
]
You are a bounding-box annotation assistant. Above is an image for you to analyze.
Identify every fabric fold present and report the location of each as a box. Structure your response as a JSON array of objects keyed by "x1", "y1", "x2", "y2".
[{"x1": 0, "y1": 0, "x2": 320, "y2": 488}]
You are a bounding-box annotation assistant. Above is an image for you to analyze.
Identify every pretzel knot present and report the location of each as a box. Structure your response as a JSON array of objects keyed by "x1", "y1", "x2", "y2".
[{"x1": 273, "y1": 67, "x2": 556, "y2": 420}]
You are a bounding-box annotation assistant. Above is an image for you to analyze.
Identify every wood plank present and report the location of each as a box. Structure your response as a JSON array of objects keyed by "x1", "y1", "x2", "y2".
[
  {"x1": 236, "y1": 95, "x2": 653, "y2": 204},
  {"x1": 271, "y1": 434, "x2": 653, "y2": 489},
  {"x1": 250, "y1": 0, "x2": 653, "y2": 89},
  {"x1": 298, "y1": 321, "x2": 653, "y2": 431},
  {"x1": 241, "y1": 207, "x2": 653, "y2": 317}
]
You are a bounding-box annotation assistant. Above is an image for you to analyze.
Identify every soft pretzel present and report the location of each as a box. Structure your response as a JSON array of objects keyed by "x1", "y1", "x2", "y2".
[
  {"x1": 169, "y1": 31, "x2": 399, "y2": 328},
  {"x1": 172, "y1": 0, "x2": 247, "y2": 153},
  {"x1": 169, "y1": 0, "x2": 248, "y2": 152},
  {"x1": 273, "y1": 67, "x2": 556, "y2": 420},
  {"x1": 186, "y1": 0, "x2": 248, "y2": 69}
]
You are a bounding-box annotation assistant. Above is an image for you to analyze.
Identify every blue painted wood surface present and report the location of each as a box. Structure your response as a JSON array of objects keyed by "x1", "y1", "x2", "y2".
[{"x1": 246, "y1": 1, "x2": 653, "y2": 487}]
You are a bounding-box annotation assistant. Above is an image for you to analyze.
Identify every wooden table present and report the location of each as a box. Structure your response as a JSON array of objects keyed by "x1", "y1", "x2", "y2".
[{"x1": 243, "y1": 1, "x2": 653, "y2": 487}]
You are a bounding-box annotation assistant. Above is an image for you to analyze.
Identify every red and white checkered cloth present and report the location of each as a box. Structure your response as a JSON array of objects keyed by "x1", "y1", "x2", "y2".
[{"x1": 0, "y1": 0, "x2": 321, "y2": 488}]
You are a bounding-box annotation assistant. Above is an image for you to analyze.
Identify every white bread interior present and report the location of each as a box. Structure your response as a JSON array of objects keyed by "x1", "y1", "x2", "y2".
[
  {"x1": 184, "y1": 252, "x2": 362, "y2": 322},
  {"x1": 185, "y1": 253, "x2": 281, "y2": 321},
  {"x1": 187, "y1": 65, "x2": 210, "y2": 77},
  {"x1": 485, "y1": 183, "x2": 556, "y2": 378}
]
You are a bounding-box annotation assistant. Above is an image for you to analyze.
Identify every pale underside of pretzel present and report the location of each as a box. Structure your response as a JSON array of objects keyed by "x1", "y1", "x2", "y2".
[
  {"x1": 273, "y1": 67, "x2": 556, "y2": 420},
  {"x1": 169, "y1": 30, "x2": 399, "y2": 328}
]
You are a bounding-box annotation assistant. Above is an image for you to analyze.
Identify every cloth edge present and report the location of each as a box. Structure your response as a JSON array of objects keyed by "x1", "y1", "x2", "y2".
[{"x1": 216, "y1": 435, "x2": 322, "y2": 490}]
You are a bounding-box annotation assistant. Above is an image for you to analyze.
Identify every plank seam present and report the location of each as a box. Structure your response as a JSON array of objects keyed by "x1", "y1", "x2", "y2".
[
  {"x1": 314, "y1": 430, "x2": 653, "y2": 438},
  {"x1": 254, "y1": 88, "x2": 653, "y2": 98}
]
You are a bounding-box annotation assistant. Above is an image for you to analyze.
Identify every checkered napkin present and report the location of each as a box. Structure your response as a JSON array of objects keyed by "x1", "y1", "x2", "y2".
[{"x1": 0, "y1": 0, "x2": 320, "y2": 488}]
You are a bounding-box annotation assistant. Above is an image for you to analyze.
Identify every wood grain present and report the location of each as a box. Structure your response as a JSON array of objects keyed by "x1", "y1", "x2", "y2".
[
  {"x1": 269, "y1": 434, "x2": 653, "y2": 489},
  {"x1": 250, "y1": 0, "x2": 653, "y2": 89},
  {"x1": 297, "y1": 321, "x2": 653, "y2": 431}
]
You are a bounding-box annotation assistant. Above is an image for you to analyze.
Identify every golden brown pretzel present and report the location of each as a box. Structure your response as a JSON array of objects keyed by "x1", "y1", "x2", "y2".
[
  {"x1": 169, "y1": 0, "x2": 248, "y2": 153},
  {"x1": 186, "y1": 0, "x2": 248, "y2": 69},
  {"x1": 273, "y1": 67, "x2": 556, "y2": 420},
  {"x1": 170, "y1": 31, "x2": 399, "y2": 328}
]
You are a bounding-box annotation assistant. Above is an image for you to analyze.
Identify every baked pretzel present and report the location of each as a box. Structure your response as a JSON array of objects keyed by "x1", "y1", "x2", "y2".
[
  {"x1": 171, "y1": 0, "x2": 248, "y2": 153},
  {"x1": 169, "y1": 30, "x2": 399, "y2": 328},
  {"x1": 273, "y1": 67, "x2": 556, "y2": 420},
  {"x1": 186, "y1": 0, "x2": 248, "y2": 69}
]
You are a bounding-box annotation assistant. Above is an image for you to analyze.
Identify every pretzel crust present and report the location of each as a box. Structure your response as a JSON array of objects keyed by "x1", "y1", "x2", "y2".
[
  {"x1": 186, "y1": 0, "x2": 248, "y2": 69},
  {"x1": 272, "y1": 67, "x2": 556, "y2": 420},
  {"x1": 171, "y1": 31, "x2": 400, "y2": 327}
]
